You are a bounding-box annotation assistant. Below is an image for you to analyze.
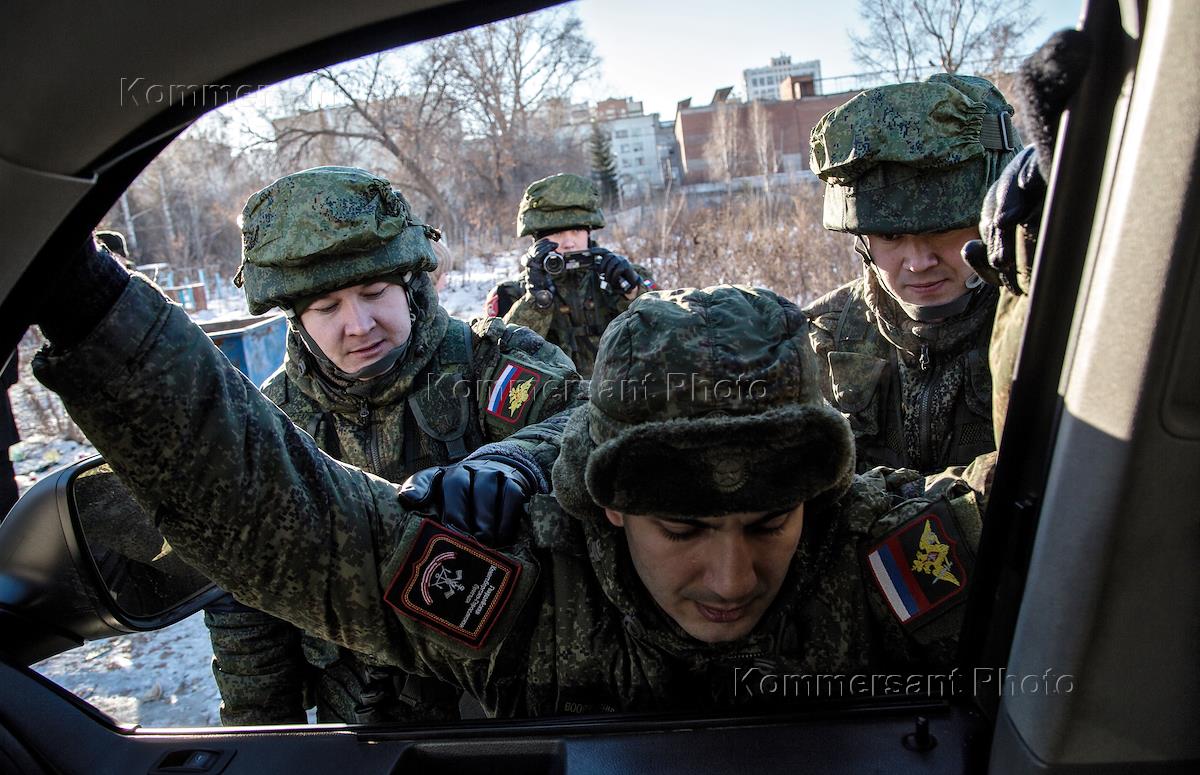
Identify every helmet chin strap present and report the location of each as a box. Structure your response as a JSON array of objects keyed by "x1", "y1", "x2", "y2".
[
  {"x1": 855, "y1": 235, "x2": 984, "y2": 322},
  {"x1": 283, "y1": 280, "x2": 418, "y2": 383}
]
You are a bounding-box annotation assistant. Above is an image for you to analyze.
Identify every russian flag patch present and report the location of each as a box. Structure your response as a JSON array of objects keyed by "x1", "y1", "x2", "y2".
[
  {"x1": 485, "y1": 359, "x2": 542, "y2": 425},
  {"x1": 866, "y1": 512, "x2": 967, "y2": 625}
]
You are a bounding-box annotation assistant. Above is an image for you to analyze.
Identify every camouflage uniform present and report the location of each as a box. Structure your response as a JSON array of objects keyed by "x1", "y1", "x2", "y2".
[
  {"x1": 202, "y1": 167, "x2": 586, "y2": 725},
  {"x1": 34, "y1": 281, "x2": 984, "y2": 716},
  {"x1": 495, "y1": 174, "x2": 655, "y2": 377},
  {"x1": 804, "y1": 74, "x2": 1023, "y2": 473}
]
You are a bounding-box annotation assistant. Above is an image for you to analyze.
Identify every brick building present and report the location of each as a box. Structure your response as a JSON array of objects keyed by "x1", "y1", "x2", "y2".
[{"x1": 673, "y1": 87, "x2": 856, "y2": 184}]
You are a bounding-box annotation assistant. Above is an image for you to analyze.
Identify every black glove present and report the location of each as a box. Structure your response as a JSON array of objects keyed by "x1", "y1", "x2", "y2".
[
  {"x1": 962, "y1": 146, "x2": 1045, "y2": 296},
  {"x1": 521, "y1": 238, "x2": 559, "y2": 309},
  {"x1": 397, "y1": 456, "x2": 540, "y2": 546},
  {"x1": 37, "y1": 235, "x2": 132, "y2": 347},
  {"x1": 591, "y1": 248, "x2": 640, "y2": 296}
]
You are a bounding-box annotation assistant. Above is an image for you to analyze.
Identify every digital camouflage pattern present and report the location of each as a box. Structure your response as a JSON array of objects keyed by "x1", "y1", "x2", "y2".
[
  {"x1": 805, "y1": 272, "x2": 997, "y2": 474},
  {"x1": 501, "y1": 259, "x2": 655, "y2": 378},
  {"x1": 553, "y1": 286, "x2": 853, "y2": 519},
  {"x1": 210, "y1": 165, "x2": 586, "y2": 725},
  {"x1": 206, "y1": 274, "x2": 585, "y2": 725},
  {"x1": 804, "y1": 74, "x2": 1016, "y2": 473},
  {"x1": 810, "y1": 74, "x2": 1022, "y2": 235},
  {"x1": 505, "y1": 173, "x2": 650, "y2": 377},
  {"x1": 34, "y1": 277, "x2": 985, "y2": 717},
  {"x1": 516, "y1": 173, "x2": 605, "y2": 238},
  {"x1": 235, "y1": 167, "x2": 441, "y2": 315}
]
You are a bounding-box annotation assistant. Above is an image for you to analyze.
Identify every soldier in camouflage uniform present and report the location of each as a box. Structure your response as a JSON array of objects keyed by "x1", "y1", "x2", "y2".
[
  {"x1": 202, "y1": 166, "x2": 586, "y2": 725},
  {"x1": 32, "y1": 250, "x2": 987, "y2": 714},
  {"x1": 804, "y1": 74, "x2": 1023, "y2": 473},
  {"x1": 490, "y1": 173, "x2": 656, "y2": 377}
]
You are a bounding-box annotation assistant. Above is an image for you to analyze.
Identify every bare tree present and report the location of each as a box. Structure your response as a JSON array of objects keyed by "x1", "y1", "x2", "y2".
[
  {"x1": 850, "y1": 0, "x2": 1040, "y2": 80},
  {"x1": 426, "y1": 8, "x2": 600, "y2": 208},
  {"x1": 703, "y1": 101, "x2": 744, "y2": 189},
  {"x1": 255, "y1": 53, "x2": 465, "y2": 232}
]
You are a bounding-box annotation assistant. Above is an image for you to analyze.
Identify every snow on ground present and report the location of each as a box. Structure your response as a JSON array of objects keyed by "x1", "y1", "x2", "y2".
[{"x1": 18, "y1": 254, "x2": 518, "y2": 728}]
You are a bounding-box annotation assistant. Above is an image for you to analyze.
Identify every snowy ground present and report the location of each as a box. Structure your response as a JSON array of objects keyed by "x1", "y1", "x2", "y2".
[{"x1": 16, "y1": 253, "x2": 520, "y2": 728}]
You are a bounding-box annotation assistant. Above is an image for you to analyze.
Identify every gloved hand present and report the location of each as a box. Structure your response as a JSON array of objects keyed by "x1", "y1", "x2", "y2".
[
  {"x1": 397, "y1": 456, "x2": 540, "y2": 546},
  {"x1": 962, "y1": 146, "x2": 1045, "y2": 296},
  {"x1": 521, "y1": 238, "x2": 559, "y2": 309},
  {"x1": 590, "y1": 248, "x2": 640, "y2": 296},
  {"x1": 35, "y1": 234, "x2": 132, "y2": 347}
]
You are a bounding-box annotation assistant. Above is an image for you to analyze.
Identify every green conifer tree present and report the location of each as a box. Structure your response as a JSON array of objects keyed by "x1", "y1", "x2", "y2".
[{"x1": 589, "y1": 123, "x2": 620, "y2": 209}]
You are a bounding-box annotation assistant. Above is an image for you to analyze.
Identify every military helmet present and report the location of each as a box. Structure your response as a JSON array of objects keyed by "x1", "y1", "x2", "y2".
[
  {"x1": 94, "y1": 230, "x2": 128, "y2": 257},
  {"x1": 516, "y1": 173, "x2": 606, "y2": 238},
  {"x1": 810, "y1": 73, "x2": 1023, "y2": 235},
  {"x1": 235, "y1": 166, "x2": 441, "y2": 315},
  {"x1": 553, "y1": 285, "x2": 855, "y2": 519}
]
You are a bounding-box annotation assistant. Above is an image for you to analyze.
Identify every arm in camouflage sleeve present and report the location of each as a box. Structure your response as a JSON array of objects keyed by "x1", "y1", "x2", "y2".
[
  {"x1": 32, "y1": 277, "x2": 542, "y2": 714},
  {"x1": 852, "y1": 467, "x2": 983, "y2": 670},
  {"x1": 204, "y1": 596, "x2": 308, "y2": 725},
  {"x1": 501, "y1": 292, "x2": 555, "y2": 338}
]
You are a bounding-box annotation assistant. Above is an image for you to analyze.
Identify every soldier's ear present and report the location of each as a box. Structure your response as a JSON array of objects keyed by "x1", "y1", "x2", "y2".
[{"x1": 603, "y1": 508, "x2": 626, "y2": 528}]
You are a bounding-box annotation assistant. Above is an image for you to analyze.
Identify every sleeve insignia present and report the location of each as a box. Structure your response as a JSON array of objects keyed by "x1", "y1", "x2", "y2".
[
  {"x1": 485, "y1": 359, "x2": 543, "y2": 424},
  {"x1": 866, "y1": 512, "x2": 967, "y2": 625},
  {"x1": 385, "y1": 519, "x2": 522, "y2": 649}
]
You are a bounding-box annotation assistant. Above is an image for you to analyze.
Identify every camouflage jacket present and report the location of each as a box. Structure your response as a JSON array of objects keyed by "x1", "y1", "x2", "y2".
[
  {"x1": 35, "y1": 277, "x2": 983, "y2": 718},
  {"x1": 203, "y1": 273, "x2": 584, "y2": 725},
  {"x1": 805, "y1": 270, "x2": 998, "y2": 474},
  {"x1": 501, "y1": 258, "x2": 655, "y2": 378}
]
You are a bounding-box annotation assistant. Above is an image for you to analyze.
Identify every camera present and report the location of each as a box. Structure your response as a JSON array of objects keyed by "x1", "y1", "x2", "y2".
[{"x1": 542, "y1": 249, "x2": 597, "y2": 277}]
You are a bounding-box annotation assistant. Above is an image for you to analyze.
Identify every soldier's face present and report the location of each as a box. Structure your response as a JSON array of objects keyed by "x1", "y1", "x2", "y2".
[
  {"x1": 865, "y1": 227, "x2": 980, "y2": 307},
  {"x1": 605, "y1": 504, "x2": 805, "y2": 643},
  {"x1": 298, "y1": 281, "x2": 412, "y2": 375},
  {"x1": 539, "y1": 228, "x2": 589, "y2": 253}
]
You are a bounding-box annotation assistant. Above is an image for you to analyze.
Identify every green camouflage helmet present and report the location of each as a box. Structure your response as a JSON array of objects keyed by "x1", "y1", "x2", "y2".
[
  {"x1": 553, "y1": 285, "x2": 855, "y2": 519},
  {"x1": 810, "y1": 73, "x2": 1022, "y2": 235},
  {"x1": 516, "y1": 173, "x2": 605, "y2": 238},
  {"x1": 235, "y1": 166, "x2": 441, "y2": 314}
]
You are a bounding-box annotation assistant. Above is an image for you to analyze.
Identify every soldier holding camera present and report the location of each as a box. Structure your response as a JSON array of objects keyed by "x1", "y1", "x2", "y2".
[{"x1": 498, "y1": 173, "x2": 655, "y2": 377}]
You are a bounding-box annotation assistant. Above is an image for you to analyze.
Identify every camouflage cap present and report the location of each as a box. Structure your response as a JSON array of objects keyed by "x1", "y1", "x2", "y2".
[
  {"x1": 235, "y1": 166, "x2": 441, "y2": 314},
  {"x1": 516, "y1": 173, "x2": 605, "y2": 238},
  {"x1": 810, "y1": 73, "x2": 1022, "y2": 235},
  {"x1": 553, "y1": 285, "x2": 855, "y2": 519}
]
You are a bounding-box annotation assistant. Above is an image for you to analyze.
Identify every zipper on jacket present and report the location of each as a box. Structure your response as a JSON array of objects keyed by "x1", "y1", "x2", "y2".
[{"x1": 359, "y1": 402, "x2": 383, "y2": 473}]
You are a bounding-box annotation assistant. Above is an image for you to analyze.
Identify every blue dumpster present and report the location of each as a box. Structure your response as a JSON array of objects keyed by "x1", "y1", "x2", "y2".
[{"x1": 200, "y1": 314, "x2": 288, "y2": 388}]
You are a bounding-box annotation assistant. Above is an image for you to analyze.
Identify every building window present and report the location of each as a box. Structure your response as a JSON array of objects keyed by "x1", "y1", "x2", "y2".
[
  {"x1": 636, "y1": 157, "x2": 644, "y2": 166},
  {"x1": 615, "y1": 129, "x2": 628, "y2": 138},
  {"x1": 621, "y1": 145, "x2": 629, "y2": 153}
]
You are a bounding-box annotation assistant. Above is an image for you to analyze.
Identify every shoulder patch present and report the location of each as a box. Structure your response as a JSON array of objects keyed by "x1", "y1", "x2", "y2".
[
  {"x1": 865, "y1": 509, "x2": 968, "y2": 627},
  {"x1": 485, "y1": 358, "x2": 544, "y2": 425},
  {"x1": 384, "y1": 519, "x2": 522, "y2": 649}
]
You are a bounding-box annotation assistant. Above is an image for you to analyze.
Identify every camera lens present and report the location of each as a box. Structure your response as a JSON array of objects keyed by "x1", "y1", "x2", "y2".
[{"x1": 543, "y1": 252, "x2": 565, "y2": 276}]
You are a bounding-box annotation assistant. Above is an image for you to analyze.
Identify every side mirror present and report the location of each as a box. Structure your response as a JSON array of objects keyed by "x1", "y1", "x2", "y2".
[{"x1": 0, "y1": 456, "x2": 221, "y2": 665}]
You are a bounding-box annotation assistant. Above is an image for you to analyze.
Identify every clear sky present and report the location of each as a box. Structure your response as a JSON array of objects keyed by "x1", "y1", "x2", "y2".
[{"x1": 571, "y1": 0, "x2": 1085, "y2": 118}]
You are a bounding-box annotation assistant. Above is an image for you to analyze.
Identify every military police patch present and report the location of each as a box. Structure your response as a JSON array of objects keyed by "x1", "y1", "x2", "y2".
[
  {"x1": 486, "y1": 359, "x2": 543, "y2": 424},
  {"x1": 385, "y1": 519, "x2": 521, "y2": 649},
  {"x1": 866, "y1": 510, "x2": 968, "y2": 626}
]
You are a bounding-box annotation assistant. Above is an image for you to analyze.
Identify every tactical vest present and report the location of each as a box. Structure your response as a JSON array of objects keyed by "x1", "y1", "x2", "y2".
[{"x1": 807, "y1": 280, "x2": 996, "y2": 474}]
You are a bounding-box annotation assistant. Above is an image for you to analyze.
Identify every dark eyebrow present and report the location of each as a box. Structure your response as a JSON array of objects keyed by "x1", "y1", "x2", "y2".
[
  {"x1": 748, "y1": 508, "x2": 792, "y2": 527},
  {"x1": 656, "y1": 508, "x2": 792, "y2": 527}
]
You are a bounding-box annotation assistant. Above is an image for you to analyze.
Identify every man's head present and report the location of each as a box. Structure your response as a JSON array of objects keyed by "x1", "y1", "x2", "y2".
[
  {"x1": 516, "y1": 173, "x2": 605, "y2": 246},
  {"x1": 553, "y1": 286, "x2": 855, "y2": 642},
  {"x1": 811, "y1": 74, "x2": 1022, "y2": 312},
  {"x1": 235, "y1": 166, "x2": 441, "y2": 378}
]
